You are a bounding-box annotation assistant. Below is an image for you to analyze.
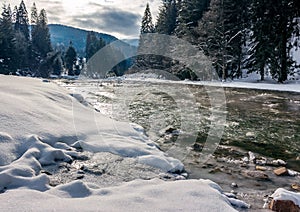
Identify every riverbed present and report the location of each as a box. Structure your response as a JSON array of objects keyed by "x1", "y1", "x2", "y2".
[{"x1": 58, "y1": 79, "x2": 300, "y2": 211}]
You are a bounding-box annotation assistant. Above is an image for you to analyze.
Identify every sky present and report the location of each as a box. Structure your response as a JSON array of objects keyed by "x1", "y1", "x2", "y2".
[{"x1": 6, "y1": 0, "x2": 161, "y2": 39}]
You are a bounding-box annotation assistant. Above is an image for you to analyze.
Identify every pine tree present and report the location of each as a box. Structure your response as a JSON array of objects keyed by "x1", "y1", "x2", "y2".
[
  {"x1": 37, "y1": 9, "x2": 52, "y2": 57},
  {"x1": 196, "y1": 0, "x2": 248, "y2": 80},
  {"x1": 0, "y1": 4, "x2": 16, "y2": 74},
  {"x1": 85, "y1": 31, "x2": 106, "y2": 61},
  {"x1": 140, "y1": 3, "x2": 155, "y2": 34},
  {"x1": 135, "y1": 3, "x2": 156, "y2": 70},
  {"x1": 155, "y1": 0, "x2": 177, "y2": 35},
  {"x1": 31, "y1": 7, "x2": 52, "y2": 75},
  {"x1": 65, "y1": 42, "x2": 77, "y2": 76},
  {"x1": 175, "y1": 0, "x2": 210, "y2": 42},
  {"x1": 268, "y1": 0, "x2": 299, "y2": 83},
  {"x1": 247, "y1": 0, "x2": 299, "y2": 82},
  {"x1": 52, "y1": 55, "x2": 63, "y2": 76},
  {"x1": 15, "y1": 0, "x2": 29, "y2": 41},
  {"x1": 31, "y1": 3, "x2": 38, "y2": 28}
]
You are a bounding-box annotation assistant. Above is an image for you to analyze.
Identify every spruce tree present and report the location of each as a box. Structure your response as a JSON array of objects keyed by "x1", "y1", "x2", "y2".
[
  {"x1": 140, "y1": 3, "x2": 155, "y2": 34},
  {"x1": 31, "y1": 3, "x2": 38, "y2": 29},
  {"x1": 85, "y1": 31, "x2": 106, "y2": 61},
  {"x1": 156, "y1": 0, "x2": 177, "y2": 35},
  {"x1": 65, "y1": 42, "x2": 77, "y2": 76},
  {"x1": 15, "y1": 0, "x2": 29, "y2": 41},
  {"x1": 135, "y1": 3, "x2": 156, "y2": 70},
  {"x1": 0, "y1": 4, "x2": 16, "y2": 74},
  {"x1": 247, "y1": 0, "x2": 299, "y2": 82},
  {"x1": 175, "y1": 0, "x2": 210, "y2": 42},
  {"x1": 197, "y1": 0, "x2": 248, "y2": 80}
]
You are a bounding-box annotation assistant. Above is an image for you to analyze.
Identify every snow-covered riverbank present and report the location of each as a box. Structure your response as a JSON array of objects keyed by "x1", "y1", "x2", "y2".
[{"x1": 0, "y1": 75, "x2": 249, "y2": 211}]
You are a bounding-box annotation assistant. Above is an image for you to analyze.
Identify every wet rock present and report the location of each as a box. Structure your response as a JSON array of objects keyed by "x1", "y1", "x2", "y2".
[
  {"x1": 181, "y1": 172, "x2": 188, "y2": 178},
  {"x1": 175, "y1": 175, "x2": 186, "y2": 181},
  {"x1": 193, "y1": 143, "x2": 203, "y2": 151},
  {"x1": 76, "y1": 175, "x2": 84, "y2": 180},
  {"x1": 209, "y1": 167, "x2": 222, "y2": 174},
  {"x1": 224, "y1": 192, "x2": 237, "y2": 199},
  {"x1": 272, "y1": 159, "x2": 287, "y2": 166},
  {"x1": 248, "y1": 151, "x2": 256, "y2": 163},
  {"x1": 243, "y1": 170, "x2": 270, "y2": 180},
  {"x1": 231, "y1": 182, "x2": 238, "y2": 188},
  {"x1": 273, "y1": 167, "x2": 289, "y2": 176},
  {"x1": 291, "y1": 183, "x2": 300, "y2": 192},
  {"x1": 288, "y1": 170, "x2": 300, "y2": 177},
  {"x1": 41, "y1": 170, "x2": 52, "y2": 175},
  {"x1": 242, "y1": 157, "x2": 249, "y2": 163},
  {"x1": 77, "y1": 170, "x2": 85, "y2": 175},
  {"x1": 159, "y1": 126, "x2": 176, "y2": 135},
  {"x1": 246, "y1": 132, "x2": 255, "y2": 138},
  {"x1": 256, "y1": 157, "x2": 267, "y2": 166},
  {"x1": 256, "y1": 166, "x2": 267, "y2": 171},
  {"x1": 269, "y1": 199, "x2": 300, "y2": 212}
]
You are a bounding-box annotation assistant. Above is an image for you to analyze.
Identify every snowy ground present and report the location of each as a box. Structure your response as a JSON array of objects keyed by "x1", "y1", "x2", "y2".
[
  {"x1": 0, "y1": 75, "x2": 249, "y2": 211},
  {"x1": 116, "y1": 70, "x2": 300, "y2": 93}
]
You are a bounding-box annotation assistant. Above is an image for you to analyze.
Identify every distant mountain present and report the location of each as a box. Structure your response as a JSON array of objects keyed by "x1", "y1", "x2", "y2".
[
  {"x1": 121, "y1": 39, "x2": 139, "y2": 47},
  {"x1": 49, "y1": 24, "x2": 136, "y2": 56}
]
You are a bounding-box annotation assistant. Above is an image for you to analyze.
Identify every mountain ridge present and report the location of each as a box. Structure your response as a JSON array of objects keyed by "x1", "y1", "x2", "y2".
[{"x1": 49, "y1": 24, "x2": 137, "y2": 56}]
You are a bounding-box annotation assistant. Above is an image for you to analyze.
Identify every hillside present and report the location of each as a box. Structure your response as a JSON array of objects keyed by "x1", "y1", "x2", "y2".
[{"x1": 49, "y1": 24, "x2": 136, "y2": 56}]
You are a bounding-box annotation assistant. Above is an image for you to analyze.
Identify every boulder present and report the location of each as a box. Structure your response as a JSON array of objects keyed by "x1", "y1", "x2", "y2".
[
  {"x1": 269, "y1": 199, "x2": 300, "y2": 212},
  {"x1": 274, "y1": 167, "x2": 289, "y2": 176},
  {"x1": 243, "y1": 170, "x2": 269, "y2": 180},
  {"x1": 256, "y1": 166, "x2": 267, "y2": 171}
]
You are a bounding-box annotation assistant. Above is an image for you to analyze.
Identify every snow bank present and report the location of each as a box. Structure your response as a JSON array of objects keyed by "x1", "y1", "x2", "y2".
[
  {"x1": 0, "y1": 75, "x2": 182, "y2": 173},
  {"x1": 119, "y1": 72, "x2": 300, "y2": 93},
  {"x1": 271, "y1": 188, "x2": 300, "y2": 207},
  {"x1": 0, "y1": 179, "x2": 237, "y2": 211}
]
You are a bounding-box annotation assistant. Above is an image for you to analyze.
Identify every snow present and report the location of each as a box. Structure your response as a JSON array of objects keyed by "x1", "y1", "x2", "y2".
[
  {"x1": 0, "y1": 75, "x2": 241, "y2": 211},
  {"x1": 111, "y1": 66, "x2": 300, "y2": 93},
  {"x1": 117, "y1": 72, "x2": 300, "y2": 93},
  {"x1": 0, "y1": 179, "x2": 237, "y2": 211},
  {"x1": 271, "y1": 188, "x2": 300, "y2": 207},
  {"x1": 0, "y1": 75, "x2": 182, "y2": 172}
]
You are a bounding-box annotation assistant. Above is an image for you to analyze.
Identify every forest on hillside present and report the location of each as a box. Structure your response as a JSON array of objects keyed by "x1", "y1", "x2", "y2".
[
  {"x1": 136, "y1": 0, "x2": 300, "y2": 83},
  {"x1": 1, "y1": 0, "x2": 300, "y2": 82}
]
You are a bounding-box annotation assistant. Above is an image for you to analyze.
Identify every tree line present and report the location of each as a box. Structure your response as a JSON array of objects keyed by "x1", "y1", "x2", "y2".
[
  {"x1": 138, "y1": 0, "x2": 300, "y2": 82},
  {"x1": 0, "y1": 1, "x2": 119, "y2": 78}
]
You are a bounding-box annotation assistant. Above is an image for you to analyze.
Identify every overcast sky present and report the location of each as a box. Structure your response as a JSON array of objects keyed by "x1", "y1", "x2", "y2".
[{"x1": 6, "y1": 0, "x2": 161, "y2": 39}]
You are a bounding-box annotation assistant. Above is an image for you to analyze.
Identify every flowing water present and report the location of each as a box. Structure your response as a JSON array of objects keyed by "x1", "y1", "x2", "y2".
[{"x1": 60, "y1": 79, "x2": 300, "y2": 211}]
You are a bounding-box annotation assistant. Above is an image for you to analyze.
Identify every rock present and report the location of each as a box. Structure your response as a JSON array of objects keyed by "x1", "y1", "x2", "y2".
[
  {"x1": 256, "y1": 157, "x2": 267, "y2": 166},
  {"x1": 269, "y1": 199, "x2": 300, "y2": 212},
  {"x1": 288, "y1": 169, "x2": 300, "y2": 177},
  {"x1": 159, "y1": 126, "x2": 176, "y2": 135},
  {"x1": 181, "y1": 173, "x2": 188, "y2": 178},
  {"x1": 291, "y1": 183, "x2": 300, "y2": 192},
  {"x1": 272, "y1": 159, "x2": 287, "y2": 166},
  {"x1": 76, "y1": 175, "x2": 85, "y2": 180},
  {"x1": 256, "y1": 166, "x2": 267, "y2": 171},
  {"x1": 209, "y1": 167, "x2": 222, "y2": 174},
  {"x1": 231, "y1": 182, "x2": 238, "y2": 188},
  {"x1": 274, "y1": 167, "x2": 289, "y2": 176},
  {"x1": 243, "y1": 170, "x2": 270, "y2": 180},
  {"x1": 246, "y1": 132, "x2": 255, "y2": 138},
  {"x1": 242, "y1": 157, "x2": 249, "y2": 163},
  {"x1": 248, "y1": 151, "x2": 256, "y2": 163},
  {"x1": 193, "y1": 143, "x2": 203, "y2": 151}
]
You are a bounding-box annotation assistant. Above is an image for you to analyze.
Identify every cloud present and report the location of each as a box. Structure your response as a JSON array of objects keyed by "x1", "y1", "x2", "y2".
[
  {"x1": 71, "y1": 8, "x2": 141, "y2": 38},
  {"x1": 7, "y1": 0, "x2": 161, "y2": 39}
]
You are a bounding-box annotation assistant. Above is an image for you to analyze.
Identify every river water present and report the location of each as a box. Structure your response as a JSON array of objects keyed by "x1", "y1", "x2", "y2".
[{"x1": 59, "y1": 79, "x2": 300, "y2": 211}]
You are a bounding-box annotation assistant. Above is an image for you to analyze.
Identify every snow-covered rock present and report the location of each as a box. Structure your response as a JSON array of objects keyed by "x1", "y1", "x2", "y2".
[{"x1": 270, "y1": 188, "x2": 300, "y2": 211}]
